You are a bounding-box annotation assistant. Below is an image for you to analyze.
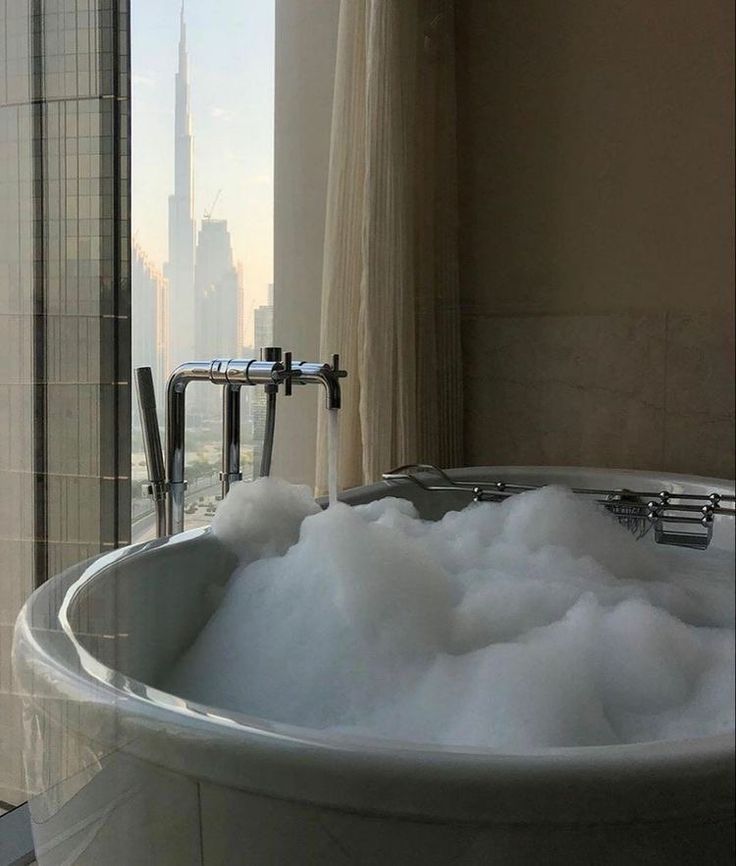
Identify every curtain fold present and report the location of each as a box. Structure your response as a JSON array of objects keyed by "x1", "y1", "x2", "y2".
[{"x1": 318, "y1": 0, "x2": 462, "y2": 491}]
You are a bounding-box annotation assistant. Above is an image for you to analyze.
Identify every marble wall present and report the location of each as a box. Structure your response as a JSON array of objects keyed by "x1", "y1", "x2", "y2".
[
  {"x1": 463, "y1": 313, "x2": 733, "y2": 477},
  {"x1": 456, "y1": 0, "x2": 734, "y2": 479}
]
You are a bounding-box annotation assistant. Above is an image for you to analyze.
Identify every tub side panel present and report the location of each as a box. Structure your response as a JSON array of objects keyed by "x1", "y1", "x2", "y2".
[
  {"x1": 198, "y1": 781, "x2": 735, "y2": 866},
  {"x1": 31, "y1": 751, "x2": 203, "y2": 866}
]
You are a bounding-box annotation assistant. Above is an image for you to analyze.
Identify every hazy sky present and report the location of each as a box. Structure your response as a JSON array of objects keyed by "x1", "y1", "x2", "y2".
[{"x1": 131, "y1": 0, "x2": 275, "y2": 313}]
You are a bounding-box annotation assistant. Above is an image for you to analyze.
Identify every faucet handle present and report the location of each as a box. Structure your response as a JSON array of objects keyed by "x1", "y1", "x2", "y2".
[
  {"x1": 331, "y1": 353, "x2": 348, "y2": 378},
  {"x1": 260, "y1": 346, "x2": 282, "y2": 363},
  {"x1": 284, "y1": 351, "x2": 294, "y2": 396}
]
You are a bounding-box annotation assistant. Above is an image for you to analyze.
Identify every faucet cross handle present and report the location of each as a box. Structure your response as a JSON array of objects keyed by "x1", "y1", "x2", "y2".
[
  {"x1": 259, "y1": 346, "x2": 302, "y2": 393},
  {"x1": 284, "y1": 351, "x2": 294, "y2": 396},
  {"x1": 331, "y1": 353, "x2": 348, "y2": 379}
]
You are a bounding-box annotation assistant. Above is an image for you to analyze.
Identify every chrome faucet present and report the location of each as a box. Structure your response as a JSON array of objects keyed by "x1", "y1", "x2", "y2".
[{"x1": 135, "y1": 348, "x2": 346, "y2": 537}]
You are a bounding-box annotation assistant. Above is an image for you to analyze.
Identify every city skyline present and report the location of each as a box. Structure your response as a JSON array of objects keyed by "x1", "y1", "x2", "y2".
[
  {"x1": 129, "y1": 2, "x2": 276, "y2": 541},
  {"x1": 131, "y1": 0, "x2": 274, "y2": 323}
]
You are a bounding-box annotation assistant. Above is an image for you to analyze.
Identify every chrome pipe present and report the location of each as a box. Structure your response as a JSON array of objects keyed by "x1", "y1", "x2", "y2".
[
  {"x1": 162, "y1": 352, "x2": 346, "y2": 536},
  {"x1": 166, "y1": 358, "x2": 288, "y2": 534},
  {"x1": 259, "y1": 386, "x2": 278, "y2": 477},
  {"x1": 165, "y1": 367, "x2": 190, "y2": 536},
  {"x1": 221, "y1": 384, "x2": 242, "y2": 497},
  {"x1": 135, "y1": 366, "x2": 167, "y2": 539},
  {"x1": 257, "y1": 347, "x2": 281, "y2": 479}
]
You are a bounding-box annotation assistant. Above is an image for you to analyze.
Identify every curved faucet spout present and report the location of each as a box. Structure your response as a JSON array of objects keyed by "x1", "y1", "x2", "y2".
[{"x1": 294, "y1": 357, "x2": 347, "y2": 409}]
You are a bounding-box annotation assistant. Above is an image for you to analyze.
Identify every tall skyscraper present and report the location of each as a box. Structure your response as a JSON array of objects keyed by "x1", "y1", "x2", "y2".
[
  {"x1": 237, "y1": 260, "x2": 246, "y2": 350},
  {"x1": 132, "y1": 243, "x2": 168, "y2": 407},
  {"x1": 254, "y1": 301, "x2": 274, "y2": 350},
  {"x1": 194, "y1": 218, "x2": 240, "y2": 361},
  {"x1": 165, "y1": 5, "x2": 196, "y2": 370}
]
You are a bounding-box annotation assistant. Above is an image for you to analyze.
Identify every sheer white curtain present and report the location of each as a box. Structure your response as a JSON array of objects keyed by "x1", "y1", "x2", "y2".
[{"x1": 317, "y1": 0, "x2": 462, "y2": 491}]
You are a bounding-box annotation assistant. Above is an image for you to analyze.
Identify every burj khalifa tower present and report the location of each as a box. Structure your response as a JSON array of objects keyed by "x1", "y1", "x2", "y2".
[{"x1": 165, "y1": 4, "x2": 196, "y2": 370}]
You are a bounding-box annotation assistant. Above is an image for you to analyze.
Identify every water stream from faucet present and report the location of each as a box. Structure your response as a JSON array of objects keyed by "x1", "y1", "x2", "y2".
[{"x1": 327, "y1": 408, "x2": 340, "y2": 507}]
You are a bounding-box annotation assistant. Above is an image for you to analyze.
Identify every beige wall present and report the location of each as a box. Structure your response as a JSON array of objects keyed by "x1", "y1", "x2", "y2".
[
  {"x1": 456, "y1": 0, "x2": 734, "y2": 477},
  {"x1": 274, "y1": 0, "x2": 734, "y2": 481},
  {"x1": 272, "y1": 0, "x2": 340, "y2": 488}
]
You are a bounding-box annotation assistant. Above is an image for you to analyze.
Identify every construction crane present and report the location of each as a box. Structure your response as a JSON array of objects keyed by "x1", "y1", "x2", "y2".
[{"x1": 203, "y1": 188, "x2": 221, "y2": 221}]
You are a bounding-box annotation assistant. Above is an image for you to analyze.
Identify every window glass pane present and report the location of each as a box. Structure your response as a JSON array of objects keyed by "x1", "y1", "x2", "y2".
[{"x1": 131, "y1": 1, "x2": 275, "y2": 540}]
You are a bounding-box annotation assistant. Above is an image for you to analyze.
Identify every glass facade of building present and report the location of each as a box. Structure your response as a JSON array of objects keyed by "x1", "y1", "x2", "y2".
[{"x1": 0, "y1": 0, "x2": 130, "y2": 805}]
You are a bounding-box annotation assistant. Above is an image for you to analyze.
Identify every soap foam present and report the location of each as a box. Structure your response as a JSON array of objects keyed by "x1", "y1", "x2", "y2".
[{"x1": 165, "y1": 480, "x2": 735, "y2": 749}]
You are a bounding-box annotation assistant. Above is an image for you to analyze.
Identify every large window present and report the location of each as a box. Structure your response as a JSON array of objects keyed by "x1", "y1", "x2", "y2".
[
  {"x1": 0, "y1": 0, "x2": 277, "y2": 810},
  {"x1": 0, "y1": 0, "x2": 276, "y2": 817},
  {"x1": 130, "y1": 1, "x2": 275, "y2": 541}
]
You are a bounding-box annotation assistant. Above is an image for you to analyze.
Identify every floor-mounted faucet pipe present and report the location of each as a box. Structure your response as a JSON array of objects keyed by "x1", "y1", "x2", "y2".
[
  {"x1": 157, "y1": 352, "x2": 347, "y2": 537},
  {"x1": 259, "y1": 385, "x2": 278, "y2": 478},
  {"x1": 166, "y1": 358, "x2": 288, "y2": 534},
  {"x1": 222, "y1": 384, "x2": 242, "y2": 498}
]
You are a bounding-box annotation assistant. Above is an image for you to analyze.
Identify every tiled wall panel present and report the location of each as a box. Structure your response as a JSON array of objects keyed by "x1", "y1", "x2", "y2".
[{"x1": 0, "y1": 0, "x2": 130, "y2": 805}]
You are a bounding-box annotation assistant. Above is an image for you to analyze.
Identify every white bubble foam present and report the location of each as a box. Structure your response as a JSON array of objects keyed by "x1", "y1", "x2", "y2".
[
  {"x1": 164, "y1": 479, "x2": 735, "y2": 749},
  {"x1": 211, "y1": 476, "x2": 320, "y2": 561}
]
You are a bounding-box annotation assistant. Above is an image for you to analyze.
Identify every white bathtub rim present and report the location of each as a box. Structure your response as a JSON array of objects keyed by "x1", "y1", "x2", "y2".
[{"x1": 16, "y1": 466, "x2": 736, "y2": 826}]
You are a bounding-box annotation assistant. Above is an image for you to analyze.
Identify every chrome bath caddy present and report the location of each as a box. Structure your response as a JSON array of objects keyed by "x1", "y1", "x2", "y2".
[{"x1": 382, "y1": 464, "x2": 735, "y2": 551}]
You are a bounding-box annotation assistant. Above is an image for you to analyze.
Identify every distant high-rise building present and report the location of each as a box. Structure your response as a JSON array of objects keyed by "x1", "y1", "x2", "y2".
[
  {"x1": 237, "y1": 260, "x2": 246, "y2": 351},
  {"x1": 254, "y1": 302, "x2": 274, "y2": 351},
  {"x1": 194, "y1": 218, "x2": 240, "y2": 360},
  {"x1": 164, "y1": 5, "x2": 196, "y2": 370},
  {"x1": 132, "y1": 244, "x2": 168, "y2": 408}
]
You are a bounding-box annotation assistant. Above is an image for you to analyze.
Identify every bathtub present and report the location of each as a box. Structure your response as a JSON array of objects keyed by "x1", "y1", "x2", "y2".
[{"x1": 13, "y1": 467, "x2": 735, "y2": 865}]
